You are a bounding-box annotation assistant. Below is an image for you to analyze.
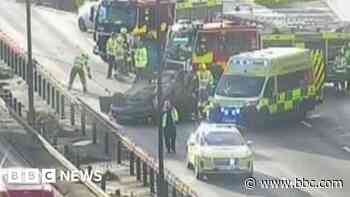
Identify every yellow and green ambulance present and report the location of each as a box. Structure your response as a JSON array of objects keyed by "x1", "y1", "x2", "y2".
[{"x1": 212, "y1": 47, "x2": 325, "y2": 127}]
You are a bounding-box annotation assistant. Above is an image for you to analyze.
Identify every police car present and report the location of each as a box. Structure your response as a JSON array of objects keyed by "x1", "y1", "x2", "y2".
[{"x1": 186, "y1": 122, "x2": 254, "y2": 180}]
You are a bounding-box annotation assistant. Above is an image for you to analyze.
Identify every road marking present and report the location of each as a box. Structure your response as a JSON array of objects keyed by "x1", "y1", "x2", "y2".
[
  {"x1": 0, "y1": 151, "x2": 9, "y2": 167},
  {"x1": 308, "y1": 114, "x2": 321, "y2": 119},
  {"x1": 342, "y1": 146, "x2": 350, "y2": 153},
  {"x1": 301, "y1": 121, "x2": 312, "y2": 128}
]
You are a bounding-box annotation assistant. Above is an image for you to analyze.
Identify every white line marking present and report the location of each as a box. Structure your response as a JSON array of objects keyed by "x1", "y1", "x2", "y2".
[
  {"x1": 342, "y1": 146, "x2": 350, "y2": 153},
  {"x1": 308, "y1": 114, "x2": 321, "y2": 119},
  {"x1": 301, "y1": 121, "x2": 312, "y2": 128},
  {"x1": 0, "y1": 151, "x2": 9, "y2": 167}
]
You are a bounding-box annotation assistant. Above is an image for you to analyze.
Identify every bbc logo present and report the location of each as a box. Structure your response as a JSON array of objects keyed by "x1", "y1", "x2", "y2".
[{"x1": 0, "y1": 168, "x2": 57, "y2": 184}]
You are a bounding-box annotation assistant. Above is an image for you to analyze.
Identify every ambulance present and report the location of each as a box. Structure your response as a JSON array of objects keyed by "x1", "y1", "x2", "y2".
[{"x1": 212, "y1": 48, "x2": 325, "y2": 127}]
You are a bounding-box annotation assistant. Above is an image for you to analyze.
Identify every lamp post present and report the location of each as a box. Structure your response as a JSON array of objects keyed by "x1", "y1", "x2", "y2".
[
  {"x1": 156, "y1": 0, "x2": 165, "y2": 196},
  {"x1": 26, "y1": 0, "x2": 35, "y2": 125}
]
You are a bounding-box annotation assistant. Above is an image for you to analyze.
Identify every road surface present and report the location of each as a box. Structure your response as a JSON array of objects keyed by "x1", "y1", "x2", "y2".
[
  {"x1": 324, "y1": 0, "x2": 350, "y2": 21},
  {"x1": 0, "y1": 1, "x2": 349, "y2": 197}
]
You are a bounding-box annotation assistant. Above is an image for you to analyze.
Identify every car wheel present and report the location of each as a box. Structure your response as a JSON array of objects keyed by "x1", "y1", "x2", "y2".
[{"x1": 78, "y1": 18, "x2": 87, "y2": 32}]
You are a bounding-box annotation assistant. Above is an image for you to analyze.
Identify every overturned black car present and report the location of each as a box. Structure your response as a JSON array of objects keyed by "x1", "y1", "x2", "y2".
[{"x1": 99, "y1": 70, "x2": 195, "y2": 124}]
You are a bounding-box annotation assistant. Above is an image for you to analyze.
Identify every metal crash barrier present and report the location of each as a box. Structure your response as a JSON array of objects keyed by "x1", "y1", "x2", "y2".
[{"x1": 0, "y1": 32, "x2": 199, "y2": 197}]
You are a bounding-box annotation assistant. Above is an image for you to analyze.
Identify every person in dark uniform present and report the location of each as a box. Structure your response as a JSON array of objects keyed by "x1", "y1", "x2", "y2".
[{"x1": 161, "y1": 100, "x2": 179, "y2": 153}]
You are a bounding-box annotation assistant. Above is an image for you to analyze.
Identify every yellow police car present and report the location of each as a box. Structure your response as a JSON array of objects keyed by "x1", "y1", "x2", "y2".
[{"x1": 186, "y1": 123, "x2": 254, "y2": 180}]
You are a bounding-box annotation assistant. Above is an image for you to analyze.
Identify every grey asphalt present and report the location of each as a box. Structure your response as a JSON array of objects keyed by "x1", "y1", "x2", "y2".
[
  {"x1": 324, "y1": 0, "x2": 350, "y2": 21},
  {"x1": 0, "y1": 1, "x2": 349, "y2": 196}
]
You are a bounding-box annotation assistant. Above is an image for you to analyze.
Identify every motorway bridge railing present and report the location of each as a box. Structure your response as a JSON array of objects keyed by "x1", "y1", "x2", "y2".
[{"x1": 0, "y1": 31, "x2": 199, "y2": 197}]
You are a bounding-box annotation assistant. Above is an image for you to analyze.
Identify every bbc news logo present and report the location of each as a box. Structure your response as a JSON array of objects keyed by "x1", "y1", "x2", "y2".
[{"x1": 0, "y1": 168, "x2": 103, "y2": 184}]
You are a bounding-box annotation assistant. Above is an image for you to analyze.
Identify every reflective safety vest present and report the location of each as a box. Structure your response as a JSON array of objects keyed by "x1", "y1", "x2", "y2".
[
  {"x1": 106, "y1": 37, "x2": 117, "y2": 56},
  {"x1": 73, "y1": 55, "x2": 88, "y2": 71},
  {"x1": 134, "y1": 47, "x2": 148, "y2": 68},
  {"x1": 114, "y1": 36, "x2": 125, "y2": 59},
  {"x1": 161, "y1": 108, "x2": 179, "y2": 128},
  {"x1": 197, "y1": 70, "x2": 213, "y2": 89},
  {"x1": 193, "y1": 52, "x2": 214, "y2": 65}
]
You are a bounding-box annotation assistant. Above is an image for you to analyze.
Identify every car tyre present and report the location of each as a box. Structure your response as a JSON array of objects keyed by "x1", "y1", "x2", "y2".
[{"x1": 78, "y1": 18, "x2": 87, "y2": 32}]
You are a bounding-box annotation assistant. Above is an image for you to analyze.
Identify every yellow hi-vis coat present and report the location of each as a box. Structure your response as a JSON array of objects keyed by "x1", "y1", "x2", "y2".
[
  {"x1": 134, "y1": 47, "x2": 148, "y2": 68},
  {"x1": 161, "y1": 108, "x2": 179, "y2": 128},
  {"x1": 197, "y1": 70, "x2": 214, "y2": 90},
  {"x1": 106, "y1": 37, "x2": 118, "y2": 56}
]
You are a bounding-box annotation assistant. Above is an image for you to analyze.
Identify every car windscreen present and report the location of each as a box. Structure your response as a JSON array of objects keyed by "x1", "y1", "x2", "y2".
[
  {"x1": 167, "y1": 31, "x2": 193, "y2": 60},
  {"x1": 203, "y1": 131, "x2": 244, "y2": 146},
  {"x1": 216, "y1": 75, "x2": 265, "y2": 97},
  {"x1": 98, "y1": 4, "x2": 137, "y2": 27}
]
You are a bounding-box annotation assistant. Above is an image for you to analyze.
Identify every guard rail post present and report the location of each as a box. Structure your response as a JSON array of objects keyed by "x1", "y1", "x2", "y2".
[
  {"x1": 55, "y1": 90, "x2": 60, "y2": 114},
  {"x1": 38, "y1": 74, "x2": 42, "y2": 97},
  {"x1": 2, "y1": 39, "x2": 5, "y2": 61},
  {"x1": 42, "y1": 78, "x2": 46, "y2": 100},
  {"x1": 130, "y1": 151, "x2": 135, "y2": 176},
  {"x1": 81, "y1": 107, "x2": 86, "y2": 136},
  {"x1": 33, "y1": 66, "x2": 37, "y2": 92},
  {"x1": 8, "y1": 47, "x2": 12, "y2": 68},
  {"x1": 1, "y1": 39, "x2": 4, "y2": 60},
  {"x1": 13, "y1": 98, "x2": 17, "y2": 113},
  {"x1": 136, "y1": 156, "x2": 141, "y2": 181},
  {"x1": 76, "y1": 152, "x2": 80, "y2": 168},
  {"x1": 13, "y1": 50, "x2": 17, "y2": 71},
  {"x1": 14, "y1": 51, "x2": 19, "y2": 74},
  {"x1": 63, "y1": 145, "x2": 69, "y2": 157},
  {"x1": 51, "y1": 86, "x2": 55, "y2": 110},
  {"x1": 150, "y1": 168, "x2": 155, "y2": 194},
  {"x1": 117, "y1": 140, "x2": 122, "y2": 164},
  {"x1": 7, "y1": 92, "x2": 13, "y2": 108},
  {"x1": 22, "y1": 58, "x2": 26, "y2": 82},
  {"x1": 92, "y1": 121, "x2": 97, "y2": 144},
  {"x1": 4, "y1": 42, "x2": 8, "y2": 65},
  {"x1": 0, "y1": 38, "x2": 3, "y2": 60},
  {"x1": 47, "y1": 83, "x2": 51, "y2": 105},
  {"x1": 70, "y1": 103, "x2": 75, "y2": 126},
  {"x1": 19, "y1": 55, "x2": 23, "y2": 78},
  {"x1": 11, "y1": 50, "x2": 15, "y2": 73},
  {"x1": 142, "y1": 162, "x2": 148, "y2": 186},
  {"x1": 101, "y1": 174, "x2": 106, "y2": 191},
  {"x1": 60, "y1": 95, "x2": 65, "y2": 119},
  {"x1": 13, "y1": 51, "x2": 17, "y2": 72},
  {"x1": 19, "y1": 56, "x2": 23, "y2": 76},
  {"x1": 104, "y1": 133, "x2": 109, "y2": 154},
  {"x1": 18, "y1": 102, "x2": 22, "y2": 117}
]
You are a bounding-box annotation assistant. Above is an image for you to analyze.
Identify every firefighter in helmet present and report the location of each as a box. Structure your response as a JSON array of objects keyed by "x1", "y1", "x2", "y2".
[{"x1": 196, "y1": 63, "x2": 214, "y2": 117}]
